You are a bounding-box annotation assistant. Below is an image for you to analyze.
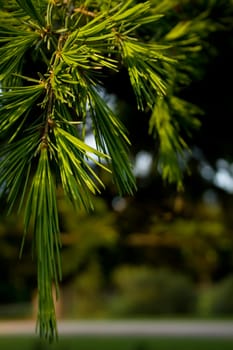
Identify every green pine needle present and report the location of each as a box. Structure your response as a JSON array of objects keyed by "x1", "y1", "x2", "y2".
[
  {"x1": 24, "y1": 148, "x2": 61, "y2": 341},
  {"x1": 0, "y1": 0, "x2": 213, "y2": 342}
]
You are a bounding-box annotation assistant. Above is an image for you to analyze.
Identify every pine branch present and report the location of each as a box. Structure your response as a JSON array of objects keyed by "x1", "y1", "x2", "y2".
[{"x1": 0, "y1": 0, "x2": 220, "y2": 342}]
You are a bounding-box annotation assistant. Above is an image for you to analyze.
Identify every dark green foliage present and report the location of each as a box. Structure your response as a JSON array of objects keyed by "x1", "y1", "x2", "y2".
[
  {"x1": 111, "y1": 266, "x2": 196, "y2": 316},
  {"x1": 211, "y1": 275, "x2": 233, "y2": 315}
]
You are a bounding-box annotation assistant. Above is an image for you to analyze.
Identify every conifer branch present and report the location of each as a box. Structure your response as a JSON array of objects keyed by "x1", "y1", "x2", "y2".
[{"x1": 0, "y1": 0, "x2": 220, "y2": 342}]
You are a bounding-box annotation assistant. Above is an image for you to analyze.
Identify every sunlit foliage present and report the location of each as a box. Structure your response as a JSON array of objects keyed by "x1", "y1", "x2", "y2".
[{"x1": 0, "y1": 0, "x2": 222, "y2": 341}]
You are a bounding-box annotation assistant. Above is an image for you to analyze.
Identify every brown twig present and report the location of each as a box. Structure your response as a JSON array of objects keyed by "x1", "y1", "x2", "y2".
[{"x1": 74, "y1": 7, "x2": 96, "y2": 18}]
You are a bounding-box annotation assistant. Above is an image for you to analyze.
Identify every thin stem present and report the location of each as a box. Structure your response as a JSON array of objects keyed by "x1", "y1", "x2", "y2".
[{"x1": 74, "y1": 6, "x2": 96, "y2": 18}]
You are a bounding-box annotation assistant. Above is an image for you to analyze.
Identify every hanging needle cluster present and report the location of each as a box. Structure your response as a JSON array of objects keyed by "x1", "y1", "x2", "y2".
[{"x1": 0, "y1": 0, "x2": 217, "y2": 342}]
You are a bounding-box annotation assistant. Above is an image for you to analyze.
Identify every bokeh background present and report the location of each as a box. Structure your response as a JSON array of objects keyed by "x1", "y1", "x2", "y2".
[{"x1": 0, "y1": 0, "x2": 233, "y2": 328}]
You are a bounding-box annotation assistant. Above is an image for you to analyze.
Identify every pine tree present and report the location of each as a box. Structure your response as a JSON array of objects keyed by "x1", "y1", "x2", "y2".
[{"x1": 0, "y1": 0, "x2": 223, "y2": 341}]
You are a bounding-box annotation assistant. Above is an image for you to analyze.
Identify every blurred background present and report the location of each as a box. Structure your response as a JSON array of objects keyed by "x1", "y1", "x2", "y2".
[{"x1": 0, "y1": 0, "x2": 233, "y2": 326}]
